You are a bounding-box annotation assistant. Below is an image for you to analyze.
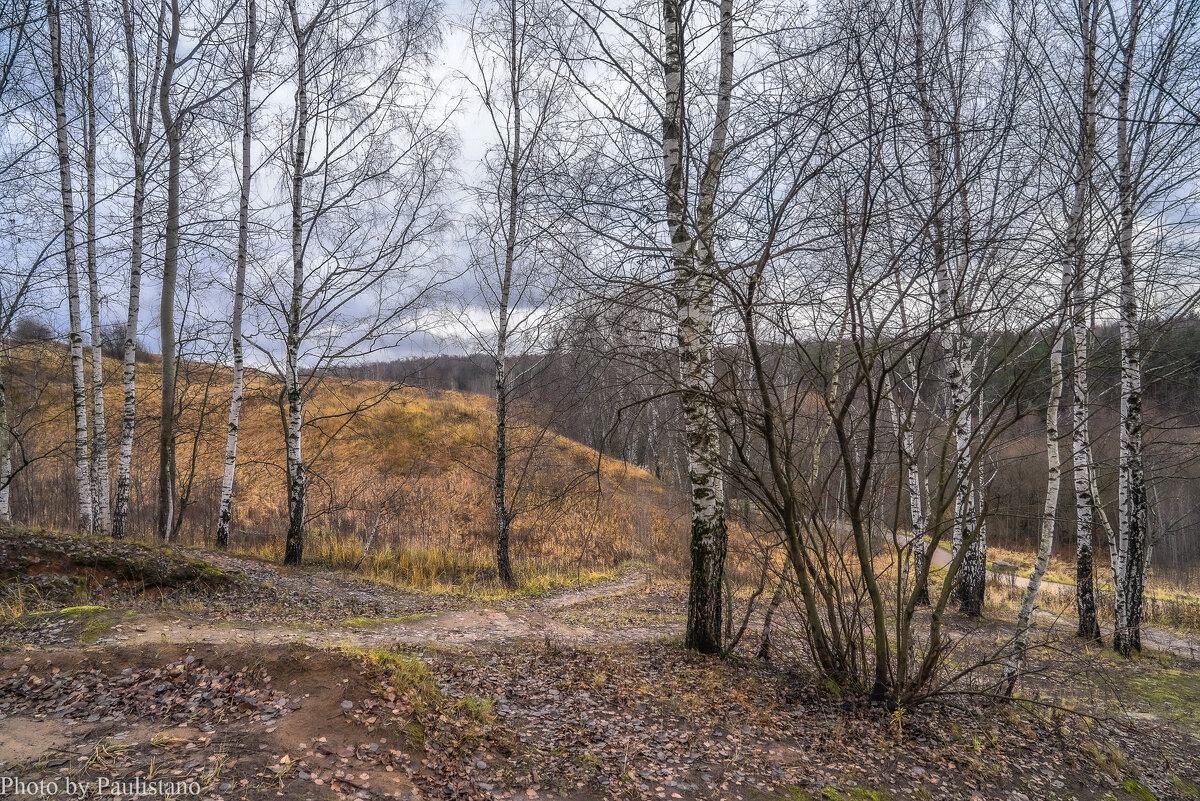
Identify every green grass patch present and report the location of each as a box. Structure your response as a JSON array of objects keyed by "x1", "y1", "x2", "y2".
[
  {"x1": 1121, "y1": 778, "x2": 1158, "y2": 801},
  {"x1": 1119, "y1": 668, "x2": 1200, "y2": 727}
]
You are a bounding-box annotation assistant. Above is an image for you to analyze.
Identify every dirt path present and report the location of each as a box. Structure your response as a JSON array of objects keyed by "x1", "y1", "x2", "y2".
[{"x1": 81, "y1": 555, "x2": 669, "y2": 651}]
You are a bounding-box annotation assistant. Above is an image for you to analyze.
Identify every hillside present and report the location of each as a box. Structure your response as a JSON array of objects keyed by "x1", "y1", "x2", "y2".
[{"x1": 2, "y1": 341, "x2": 685, "y2": 589}]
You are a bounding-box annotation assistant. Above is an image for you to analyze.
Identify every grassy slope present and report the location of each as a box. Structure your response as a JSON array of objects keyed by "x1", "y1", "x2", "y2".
[{"x1": 5, "y1": 341, "x2": 685, "y2": 591}]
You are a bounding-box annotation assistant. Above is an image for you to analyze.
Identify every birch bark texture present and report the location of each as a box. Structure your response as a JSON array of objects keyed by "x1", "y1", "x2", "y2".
[
  {"x1": 1113, "y1": 0, "x2": 1146, "y2": 657},
  {"x1": 47, "y1": 0, "x2": 95, "y2": 533},
  {"x1": 1005, "y1": 245, "x2": 1070, "y2": 694},
  {"x1": 662, "y1": 0, "x2": 733, "y2": 655},
  {"x1": 1067, "y1": 0, "x2": 1102, "y2": 642},
  {"x1": 215, "y1": 0, "x2": 255, "y2": 549},
  {"x1": 81, "y1": 0, "x2": 111, "y2": 534},
  {"x1": 281, "y1": 0, "x2": 309, "y2": 566},
  {"x1": 112, "y1": 0, "x2": 162, "y2": 539}
]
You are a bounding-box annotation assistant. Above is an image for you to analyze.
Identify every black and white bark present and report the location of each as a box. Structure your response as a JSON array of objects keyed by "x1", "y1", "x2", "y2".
[
  {"x1": 1067, "y1": 0, "x2": 1102, "y2": 642},
  {"x1": 1005, "y1": 249, "x2": 1069, "y2": 694},
  {"x1": 281, "y1": 0, "x2": 308, "y2": 566},
  {"x1": 47, "y1": 0, "x2": 94, "y2": 533},
  {"x1": 81, "y1": 0, "x2": 111, "y2": 534},
  {"x1": 262, "y1": 0, "x2": 444, "y2": 566},
  {"x1": 112, "y1": 0, "x2": 162, "y2": 539},
  {"x1": 1112, "y1": 0, "x2": 1145, "y2": 656},
  {"x1": 665, "y1": 0, "x2": 733, "y2": 656},
  {"x1": 215, "y1": 0, "x2": 255, "y2": 549}
]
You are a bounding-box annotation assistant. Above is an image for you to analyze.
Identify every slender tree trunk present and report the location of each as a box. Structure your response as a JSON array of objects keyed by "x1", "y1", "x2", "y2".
[
  {"x1": 1113, "y1": 0, "x2": 1145, "y2": 657},
  {"x1": 755, "y1": 577, "x2": 784, "y2": 660},
  {"x1": 157, "y1": 0, "x2": 181, "y2": 541},
  {"x1": 0, "y1": 453, "x2": 10, "y2": 524},
  {"x1": 354, "y1": 507, "x2": 384, "y2": 570},
  {"x1": 0, "y1": 352, "x2": 10, "y2": 524},
  {"x1": 47, "y1": 0, "x2": 94, "y2": 533},
  {"x1": 911, "y1": 6, "x2": 978, "y2": 613},
  {"x1": 954, "y1": 356, "x2": 985, "y2": 617},
  {"x1": 906, "y1": 437, "x2": 930, "y2": 606},
  {"x1": 1006, "y1": 269, "x2": 1068, "y2": 694},
  {"x1": 490, "y1": 0, "x2": 521, "y2": 587},
  {"x1": 282, "y1": 0, "x2": 308, "y2": 566},
  {"x1": 112, "y1": 0, "x2": 157, "y2": 540},
  {"x1": 888, "y1": 362, "x2": 930, "y2": 606},
  {"x1": 81, "y1": 0, "x2": 110, "y2": 534},
  {"x1": 216, "y1": 0, "x2": 256, "y2": 549},
  {"x1": 1069, "y1": 0, "x2": 1102, "y2": 641},
  {"x1": 494, "y1": 352, "x2": 513, "y2": 584}
]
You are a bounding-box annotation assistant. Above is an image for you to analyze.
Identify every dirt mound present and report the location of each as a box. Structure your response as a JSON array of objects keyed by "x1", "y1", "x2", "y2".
[{"x1": 0, "y1": 527, "x2": 240, "y2": 606}]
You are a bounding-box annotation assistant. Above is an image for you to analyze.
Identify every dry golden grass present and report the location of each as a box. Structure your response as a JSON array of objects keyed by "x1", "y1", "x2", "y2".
[{"x1": 5, "y1": 342, "x2": 689, "y2": 592}]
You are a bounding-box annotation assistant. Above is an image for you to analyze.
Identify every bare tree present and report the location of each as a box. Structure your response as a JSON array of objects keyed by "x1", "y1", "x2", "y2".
[
  {"x1": 46, "y1": 0, "x2": 94, "y2": 533},
  {"x1": 562, "y1": 0, "x2": 740, "y2": 653},
  {"x1": 462, "y1": 0, "x2": 577, "y2": 586},
  {"x1": 112, "y1": 0, "x2": 164, "y2": 539},
  {"x1": 80, "y1": 0, "x2": 111, "y2": 534},
  {"x1": 1065, "y1": 0, "x2": 1104, "y2": 642},
  {"x1": 156, "y1": 0, "x2": 235, "y2": 539},
  {"x1": 1103, "y1": 0, "x2": 1200, "y2": 656},
  {"x1": 258, "y1": 0, "x2": 448, "y2": 565},
  {"x1": 214, "y1": 0, "x2": 255, "y2": 548}
]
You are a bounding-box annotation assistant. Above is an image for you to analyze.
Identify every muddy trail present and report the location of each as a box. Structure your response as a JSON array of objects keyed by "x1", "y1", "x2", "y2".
[
  {"x1": 4, "y1": 530, "x2": 1200, "y2": 801},
  {"x1": 0, "y1": 532, "x2": 682, "y2": 653}
]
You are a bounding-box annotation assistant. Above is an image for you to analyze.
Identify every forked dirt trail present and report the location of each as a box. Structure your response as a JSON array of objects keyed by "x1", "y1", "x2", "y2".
[
  {"x1": 3, "y1": 535, "x2": 1200, "y2": 801},
  {"x1": 82, "y1": 555, "x2": 668, "y2": 652},
  {"x1": 72, "y1": 544, "x2": 1200, "y2": 660}
]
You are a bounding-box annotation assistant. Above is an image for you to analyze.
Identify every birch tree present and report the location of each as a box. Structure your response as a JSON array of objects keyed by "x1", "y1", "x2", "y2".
[
  {"x1": 462, "y1": 0, "x2": 576, "y2": 586},
  {"x1": 80, "y1": 0, "x2": 111, "y2": 534},
  {"x1": 677, "y1": 0, "x2": 734, "y2": 654},
  {"x1": 1064, "y1": 0, "x2": 1103, "y2": 642},
  {"x1": 1005, "y1": 242, "x2": 1070, "y2": 694},
  {"x1": 262, "y1": 0, "x2": 447, "y2": 566},
  {"x1": 215, "y1": 0, "x2": 255, "y2": 548},
  {"x1": 111, "y1": 0, "x2": 164, "y2": 539},
  {"x1": 1103, "y1": 0, "x2": 1200, "y2": 656},
  {"x1": 46, "y1": 0, "x2": 94, "y2": 533}
]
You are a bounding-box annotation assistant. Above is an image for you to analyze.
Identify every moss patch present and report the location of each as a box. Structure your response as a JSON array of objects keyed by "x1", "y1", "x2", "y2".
[{"x1": 1120, "y1": 668, "x2": 1200, "y2": 727}]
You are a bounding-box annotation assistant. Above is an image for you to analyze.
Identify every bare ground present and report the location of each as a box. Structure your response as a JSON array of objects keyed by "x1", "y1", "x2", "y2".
[{"x1": 1, "y1": 531, "x2": 1199, "y2": 801}]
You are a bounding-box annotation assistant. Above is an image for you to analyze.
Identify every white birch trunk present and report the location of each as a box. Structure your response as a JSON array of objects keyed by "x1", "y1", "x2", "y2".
[
  {"x1": 911, "y1": 10, "x2": 976, "y2": 610},
  {"x1": 282, "y1": 0, "x2": 309, "y2": 566},
  {"x1": 1006, "y1": 261, "x2": 1069, "y2": 692},
  {"x1": 668, "y1": 0, "x2": 732, "y2": 654},
  {"x1": 81, "y1": 0, "x2": 111, "y2": 534},
  {"x1": 1069, "y1": 0, "x2": 1102, "y2": 640},
  {"x1": 0, "y1": 351, "x2": 11, "y2": 524},
  {"x1": 112, "y1": 0, "x2": 158, "y2": 539},
  {"x1": 888, "y1": 364, "x2": 929, "y2": 606},
  {"x1": 216, "y1": 0, "x2": 255, "y2": 549},
  {"x1": 1113, "y1": 0, "x2": 1146, "y2": 657},
  {"x1": 489, "y1": 0, "x2": 521, "y2": 588},
  {"x1": 47, "y1": 0, "x2": 94, "y2": 533},
  {"x1": 0, "y1": 450, "x2": 10, "y2": 524}
]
